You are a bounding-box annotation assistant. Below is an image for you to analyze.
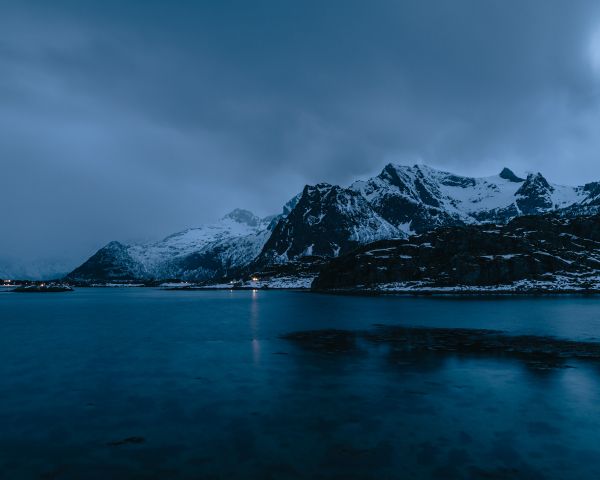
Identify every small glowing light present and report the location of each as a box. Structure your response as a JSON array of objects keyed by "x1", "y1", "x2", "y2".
[{"x1": 251, "y1": 276, "x2": 259, "y2": 282}]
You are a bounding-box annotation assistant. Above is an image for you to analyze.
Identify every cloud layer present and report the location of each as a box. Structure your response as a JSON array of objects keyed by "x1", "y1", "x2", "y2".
[{"x1": 2, "y1": 0, "x2": 600, "y2": 275}]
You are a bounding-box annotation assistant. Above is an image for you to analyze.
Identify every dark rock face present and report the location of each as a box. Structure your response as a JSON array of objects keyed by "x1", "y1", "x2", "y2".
[
  {"x1": 353, "y1": 164, "x2": 467, "y2": 234},
  {"x1": 515, "y1": 173, "x2": 555, "y2": 214},
  {"x1": 499, "y1": 167, "x2": 525, "y2": 183},
  {"x1": 166, "y1": 249, "x2": 230, "y2": 280},
  {"x1": 559, "y1": 182, "x2": 600, "y2": 217},
  {"x1": 258, "y1": 183, "x2": 399, "y2": 263},
  {"x1": 312, "y1": 214, "x2": 600, "y2": 291},
  {"x1": 369, "y1": 192, "x2": 463, "y2": 234},
  {"x1": 470, "y1": 203, "x2": 521, "y2": 224},
  {"x1": 582, "y1": 181, "x2": 600, "y2": 202},
  {"x1": 67, "y1": 241, "x2": 140, "y2": 281}
]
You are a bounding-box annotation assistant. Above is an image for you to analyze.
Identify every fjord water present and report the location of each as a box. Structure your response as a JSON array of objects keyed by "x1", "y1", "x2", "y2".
[{"x1": 1, "y1": 290, "x2": 600, "y2": 479}]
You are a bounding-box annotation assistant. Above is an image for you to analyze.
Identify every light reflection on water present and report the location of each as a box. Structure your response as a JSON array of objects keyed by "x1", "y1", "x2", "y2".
[
  {"x1": 250, "y1": 289, "x2": 260, "y2": 365},
  {"x1": 0, "y1": 289, "x2": 599, "y2": 479}
]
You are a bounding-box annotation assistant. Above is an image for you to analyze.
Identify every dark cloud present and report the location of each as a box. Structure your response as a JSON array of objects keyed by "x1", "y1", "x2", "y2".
[{"x1": 2, "y1": 0, "x2": 600, "y2": 275}]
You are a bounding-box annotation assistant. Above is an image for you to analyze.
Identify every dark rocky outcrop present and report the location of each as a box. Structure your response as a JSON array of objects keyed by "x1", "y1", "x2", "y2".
[
  {"x1": 67, "y1": 241, "x2": 141, "y2": 282},
  {"x1": 283, "y1": 326, "x2": 600, "y2": 367},
  {"x1": 515, "y1": 173, "x2": 555, "y2": 214},
  {"x1": 312, "y1": 214, "x2": 600, "y2": 291},
  {"x1": 352, "y1": 164, "x2": 468, "y2": 234},
  {"x1": 257, "y1": 183, "x2": 399, "y2": 263},
  {"x1": 499, "y1": 167, "x2": 525, "y2": 183},
  {"x1": 559, "y1": 182, "x2": 600, "y2": 218}
]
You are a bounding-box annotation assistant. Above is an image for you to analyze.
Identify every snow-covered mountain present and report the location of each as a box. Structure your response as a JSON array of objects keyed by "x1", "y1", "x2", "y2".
[
  {"x1": 68, "y1": 209, "x2": 276, "y2": 282},
  {"x1": 350, "y1": 164, "x2": 584, "y2": 233},
  {"x1": 257, "y1": 183, "x2": 401, "y2": 263},
  {"x1": 559, "y1": 181, "x2": 600, "y2": 217},
  {"x1": 67, "y1": 164, "x2": 600, "y2": 283}
]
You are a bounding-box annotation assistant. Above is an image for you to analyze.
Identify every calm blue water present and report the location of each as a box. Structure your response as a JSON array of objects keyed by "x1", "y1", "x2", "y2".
[{"x1": 1, "y1": 289, "x2": 600, "y2": 479}]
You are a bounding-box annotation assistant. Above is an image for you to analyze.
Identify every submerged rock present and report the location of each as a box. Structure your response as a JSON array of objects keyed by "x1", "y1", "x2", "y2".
[
  {"x1": 282, "y1": 330, "x2": 359, "y2": 354},
  {"x1": 283, "y1": 326, "x2": 600, "y2": 367},
  {"x1": 106, "y1": 436, "x2": 145, "y2": 447}
]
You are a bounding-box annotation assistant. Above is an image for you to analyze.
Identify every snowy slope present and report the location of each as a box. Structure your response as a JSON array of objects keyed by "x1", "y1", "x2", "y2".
[
  {"x1": 126, "y1": 210, "x2": 270, "y2": 273},
  {"x1": 257, "y1": 183, "x2": 402, "y2": 263},
  {"x1": 350, "y1": 164, "x2": 586, "y2": 233},
  {"x1": 68, "y1": 209, "x2": 276, "y2": 281}
]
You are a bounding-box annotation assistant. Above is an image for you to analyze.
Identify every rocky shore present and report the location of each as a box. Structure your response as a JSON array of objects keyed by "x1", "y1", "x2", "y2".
[{"x1": 312, "y1": 214, "x2": 600, "y2": 293}]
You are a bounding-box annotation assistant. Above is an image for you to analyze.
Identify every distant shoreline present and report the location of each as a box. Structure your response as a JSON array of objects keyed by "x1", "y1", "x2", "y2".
[
  {"x1": 7, "y1": 281, "x2": 600, "y2": 297},
  {"x1": 52, "y1": 284, "x2": 600, "y2": 297},
  {"x1": 310, "y1": 288, "x2": 600, "y2": 297}
]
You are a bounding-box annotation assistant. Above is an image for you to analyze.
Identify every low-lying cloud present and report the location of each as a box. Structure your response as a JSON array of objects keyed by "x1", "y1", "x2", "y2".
[{"x1": 2, "y1": 0, "x2": 600, "y2": 276}]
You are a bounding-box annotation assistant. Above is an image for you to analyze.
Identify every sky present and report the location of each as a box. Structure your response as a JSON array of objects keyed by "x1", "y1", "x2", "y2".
[{"x1": 2, "y1": 0, "x2": 600, "y2": 277}]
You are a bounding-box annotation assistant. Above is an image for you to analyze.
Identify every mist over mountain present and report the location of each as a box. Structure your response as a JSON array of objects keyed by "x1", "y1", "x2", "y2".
[{"x1": 0, "y1": 258, "x2": 72, "y2": 281}]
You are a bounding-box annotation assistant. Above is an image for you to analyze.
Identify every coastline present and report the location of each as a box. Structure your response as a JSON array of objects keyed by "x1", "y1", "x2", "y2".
[
  {"x1": 80, "y1": 284, "x2": 600, "y2": 295},
  {"x1": 14, "y1": 278, "x2": 600, "y2": 297},
  {"x1": 310, "y1": 288, "x2": 600, "y2": 297}
]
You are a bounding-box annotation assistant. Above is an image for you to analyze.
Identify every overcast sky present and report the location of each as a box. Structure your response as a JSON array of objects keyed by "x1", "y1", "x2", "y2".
[{"x1": 3, "y1": 0, "x2": 600, "y2": 275}]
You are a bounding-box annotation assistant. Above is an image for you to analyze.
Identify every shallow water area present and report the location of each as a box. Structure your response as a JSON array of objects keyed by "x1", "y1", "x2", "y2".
[{"x1": 1, "y1": 289, "x2": 600, "y2": 479}]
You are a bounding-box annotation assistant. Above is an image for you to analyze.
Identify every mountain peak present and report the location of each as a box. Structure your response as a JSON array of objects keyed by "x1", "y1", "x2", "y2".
[
  {"x1": 523, "y1": 172, "x2": 552, "y2": 190},
  {"x1": 513, "y1": 172, "x2": 555, "y2": 214},
  {"x1": 222, "y1": 209, "x2": 260, "y2": 227},
  {"x1": 312, "y1": 182, "x2": 335, "y2": 190},
  {"x1": 499, "y1": 167, "x2": 524, "y2": 182},
  {"x1": 301, "y1": 183, "x2": 336, "y2": 197},
  {"x1": 105, "y1": 241, "x2": 127, "y2": 250},
  {"x1": 379, "y1": 163, "x2": 407, "y2": 187}
]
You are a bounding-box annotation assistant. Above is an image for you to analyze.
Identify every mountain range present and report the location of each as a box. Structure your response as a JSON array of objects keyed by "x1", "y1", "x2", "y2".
[{"x1": 67, "y1": 164, "x2": 600, "y2": 283}]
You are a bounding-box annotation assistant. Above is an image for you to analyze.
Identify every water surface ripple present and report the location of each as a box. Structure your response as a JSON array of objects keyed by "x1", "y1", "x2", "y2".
[{"x1": 1, "y1": 289, "x2": 599, "y2": 479}]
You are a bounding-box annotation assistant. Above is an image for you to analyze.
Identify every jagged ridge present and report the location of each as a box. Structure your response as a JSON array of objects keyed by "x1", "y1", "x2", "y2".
[{"x1": 67, "y1": 164, "x2": 600, "y2": 283}]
